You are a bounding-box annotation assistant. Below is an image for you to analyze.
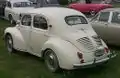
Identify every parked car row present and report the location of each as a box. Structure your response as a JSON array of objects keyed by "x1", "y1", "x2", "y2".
[
  {"x1": 68, "y1": 2, "x2": 112, "y2": 16},
  {"x1": 0, "y1": 0, "x2": 112, "y2": 24},
  {"x1": 0, "y1": 0, "x2": 117, "y2": 73}
]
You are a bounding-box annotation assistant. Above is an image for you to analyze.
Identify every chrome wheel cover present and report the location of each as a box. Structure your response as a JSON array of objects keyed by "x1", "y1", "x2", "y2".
[{"x1": 45, "y1": 50, "x2": 58, "y2": 72}]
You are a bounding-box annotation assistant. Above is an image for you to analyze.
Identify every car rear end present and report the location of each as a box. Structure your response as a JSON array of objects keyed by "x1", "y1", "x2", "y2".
[{"x1": 73, "y1": 35, "x2": 115, "y2": 68}]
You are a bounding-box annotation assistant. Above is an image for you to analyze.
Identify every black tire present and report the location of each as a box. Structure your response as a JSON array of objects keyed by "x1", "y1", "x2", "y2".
[
  {"x1": 5, "y1": 34, "x2": 16, "y2": 53},
  {"x1": 44, "y1": 49, "x2": 60, "y2": 72}
]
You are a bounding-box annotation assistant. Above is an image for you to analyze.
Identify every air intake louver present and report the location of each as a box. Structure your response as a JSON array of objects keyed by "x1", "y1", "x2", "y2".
[
  {"x1": 77, "y1": 36, "x2": 103, "y2": 52},
  {"x1": 92, "y1": 36, "x2": 102, "y2": 47},
  {"x1": 76, "y1": 37, "x2": 95, "y2": 51}
]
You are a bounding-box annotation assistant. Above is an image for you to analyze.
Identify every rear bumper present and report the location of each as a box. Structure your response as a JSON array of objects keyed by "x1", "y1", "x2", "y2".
[
  {"x1": 73, "y1": 57, "x2": 109, "y2": 68},
  {"x1": 73, "y1": 53, "x2": 116, "y2": 68}
]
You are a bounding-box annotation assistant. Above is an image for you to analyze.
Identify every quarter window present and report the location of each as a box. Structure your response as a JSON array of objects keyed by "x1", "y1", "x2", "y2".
[
  {"x1": 99, "y1": 12, "x2": 110, "y2": 22},
  {"x1": 111, "y1": 12, "x2": 120, "y2": 24},
  {"x1": 21, "y1": 15, "x2": 31, "y2": 26},
  {"x1": 33, "y1": 16, "x2": 48, "y2": 30}
]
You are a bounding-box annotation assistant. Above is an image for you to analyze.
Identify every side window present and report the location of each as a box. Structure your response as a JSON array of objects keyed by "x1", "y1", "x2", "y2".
[
  {"x1": 33, "y1": 16, "x2": 48, "y2": 30},
  {"x1": 7, "y1": 2, "x2": 11, "y2": 8},
  {"x1": 111, "y1": 12, "x2": 120, "y2": 24},
  {"x1": 99, "y1": 12, "x2": 110, "y2": 22},
  {"x1": 21, "y1": 15, "x2": 31, "y2": 26}
]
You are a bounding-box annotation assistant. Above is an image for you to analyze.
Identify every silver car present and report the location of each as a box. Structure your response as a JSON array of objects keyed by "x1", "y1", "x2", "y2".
[{"x1": 91, "y1": 8, "x2": 120, "y2": 46}]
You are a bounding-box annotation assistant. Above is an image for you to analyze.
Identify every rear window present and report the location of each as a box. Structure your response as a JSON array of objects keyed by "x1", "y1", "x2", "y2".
[{"x1": 65, "y1": 16, "x2": 88, "y2": 25}]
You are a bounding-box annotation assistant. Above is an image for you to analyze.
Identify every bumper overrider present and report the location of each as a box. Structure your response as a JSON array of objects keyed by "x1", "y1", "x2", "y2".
[{"x1": 73, "y1": 52, "x2": 116, "y2": 68}]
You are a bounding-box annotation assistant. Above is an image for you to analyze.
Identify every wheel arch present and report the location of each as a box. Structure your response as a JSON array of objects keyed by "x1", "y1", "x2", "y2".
[{"x1": 41, "y1": 38, "x2": 80, "y2": 69}]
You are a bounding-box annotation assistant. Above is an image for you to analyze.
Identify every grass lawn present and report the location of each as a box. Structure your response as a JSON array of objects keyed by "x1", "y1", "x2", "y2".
[
  {"x1": 0, "y1": 19, "x2": 120, "y2": 78},
  {"x1": 0, "y1": 4, "x2": 120, "y2": 77}
]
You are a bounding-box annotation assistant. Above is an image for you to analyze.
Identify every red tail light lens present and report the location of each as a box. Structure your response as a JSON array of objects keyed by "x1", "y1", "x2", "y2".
[
  {"x1": 104, "y1": 47, "x2": 109, "y2": 53},
  {"x1": 80, "y1": 59, "x2": 85, "y2": 63},
  {"x1": 77, "y1": 52, "x2": 83, "y2": 59}
]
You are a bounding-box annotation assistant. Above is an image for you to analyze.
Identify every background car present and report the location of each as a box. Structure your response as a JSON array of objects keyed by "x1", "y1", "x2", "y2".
[
  {"x1": 91, "y1": 8, "x2": 120, "y2": 46},
  {"x1": 4, "y1": 0, "x2": 34, "y2": 24},
  {"x1": 68, "y1": 0, "x2": 112, "y2": 16},
  {"x1": 4, "y1": 7, "x2": 112, "y2": 72},
  {"x1": 29, "y1": 0, "x2": 60, "y2": 7}
]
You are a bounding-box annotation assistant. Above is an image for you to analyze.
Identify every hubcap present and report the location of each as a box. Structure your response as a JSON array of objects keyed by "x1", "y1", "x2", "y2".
[
  {"x1": 45, "y1": 51, "x2": 58, "y2": 71},
  {"x1": 6, "y1": 36, "x2": 13, "y2": 52}
]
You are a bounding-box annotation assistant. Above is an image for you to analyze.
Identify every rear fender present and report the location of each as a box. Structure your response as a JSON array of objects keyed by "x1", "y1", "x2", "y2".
[{"x1": 42, "y1": 37, "x2": 81, "y2": 69}]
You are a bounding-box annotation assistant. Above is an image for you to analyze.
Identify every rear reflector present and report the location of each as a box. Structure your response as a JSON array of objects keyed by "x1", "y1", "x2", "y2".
[
  {"x1": 80, "y1": 59, "x2": 84, "y2": 63},
  {"x1": 104, "y1": 47, "x2": 109, "y2": 53}
]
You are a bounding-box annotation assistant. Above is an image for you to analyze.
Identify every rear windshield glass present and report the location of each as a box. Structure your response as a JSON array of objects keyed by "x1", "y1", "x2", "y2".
[
  {"x1": 13, "y1": 2, "x2": 33, "y2": 7},
  {"x1": 65, "y1": 16, "x2": 88, "y2": 25}
]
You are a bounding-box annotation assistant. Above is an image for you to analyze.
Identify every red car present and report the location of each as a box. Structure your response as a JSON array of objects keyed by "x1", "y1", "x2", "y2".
[{"x1": 68, "y1": 3, "x2": 112, "y2": 16}]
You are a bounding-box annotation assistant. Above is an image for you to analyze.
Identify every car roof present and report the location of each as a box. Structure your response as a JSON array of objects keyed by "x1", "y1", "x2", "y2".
[
  {"x1": 8, "y1": 0, "x2": 30, "y2": 3},
  {"x1": 26, "y1": 7, "x2": 85, "y2": 18},
  {"x1": 101, "y1": 8, "x2": 120, "y2": 12}
]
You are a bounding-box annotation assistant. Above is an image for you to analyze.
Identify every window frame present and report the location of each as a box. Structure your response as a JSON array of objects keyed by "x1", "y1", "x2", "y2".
[
  {"x1": 111, "y1": 11, "x2": 120, "y2": 24},
  {"x1": 33, "y1": 15, "x2": 48, "y2": 30},
  {"x1": 65, "y1": 15, "x2": 88, "y2": 26},
  {"x1": 98, "y1": 12, "x2": 110, "y2": 22},
  {"x1": 21, "y1": 14, "x2": 32, "y2": 26}
]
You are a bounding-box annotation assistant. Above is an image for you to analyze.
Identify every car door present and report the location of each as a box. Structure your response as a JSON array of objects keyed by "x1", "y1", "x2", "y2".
[
  {"x1": 91, "y1": 12, "x2": 111, "y2": 43},
  {"x1": 107, "y1": 11, "x2": 120, "y2": 45},
  {"x1": 5, "y1": 1, "x2": 12, "y2": 19},
  {"x1": 18, "y1": 14, "x2": 32, "y2": 51},
  {"x1": 30, "y1": 15, "x2": 49, "y2": 55}
]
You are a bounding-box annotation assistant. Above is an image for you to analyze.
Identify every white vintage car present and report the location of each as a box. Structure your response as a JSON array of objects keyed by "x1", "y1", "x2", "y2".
[
  {"x1": 5, "y1": 0, "x2": 34, "y2": 24},
  {"x1": 4, "y1": 7, "x2": 113, "y2": 72}
]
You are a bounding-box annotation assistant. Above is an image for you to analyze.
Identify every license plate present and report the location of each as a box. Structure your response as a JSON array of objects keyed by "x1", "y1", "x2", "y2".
[{"x1": 95, "y1": 50, "x2": 104, "y2": 57}]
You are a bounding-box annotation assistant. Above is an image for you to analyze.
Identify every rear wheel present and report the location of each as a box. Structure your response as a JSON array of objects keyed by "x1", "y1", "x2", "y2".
[{"x1": 44, "y1": 49, "x2": 60, "y2": 72}]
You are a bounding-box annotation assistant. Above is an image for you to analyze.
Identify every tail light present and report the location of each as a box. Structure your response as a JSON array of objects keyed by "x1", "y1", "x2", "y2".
[
  {"x1": 80, "y1": 59, "x2": 85, "y2": 63},
  {"x1": 104, "y1": 47, "x2": 109, "y2": 53},
  {"x1": 77, "y1": 52, "x2": 83, "y2": 59},
  {"x1": 77, "y1": 52, "x2": 84, "y2": 63}
]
